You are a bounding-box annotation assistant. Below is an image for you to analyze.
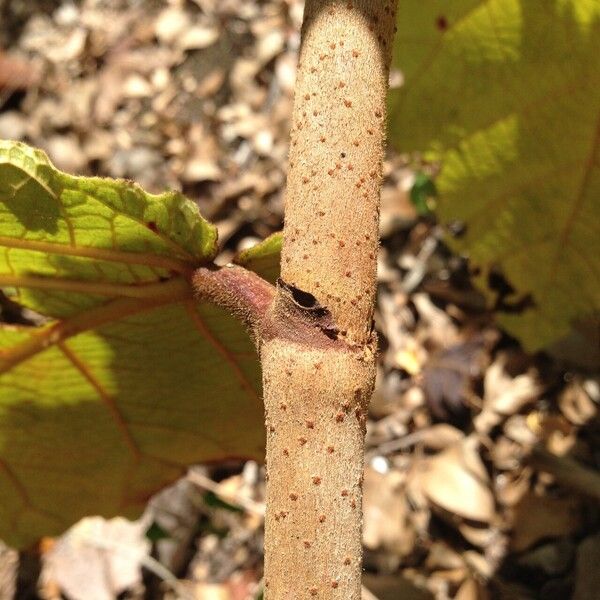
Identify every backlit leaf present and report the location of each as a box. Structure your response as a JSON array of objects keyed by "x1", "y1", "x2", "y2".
[
  {"x1": 234, "y1": 231, "x2": 282, "y2": 284},
  {"x1": 0, "y1": 141, "x2": 265, "y2": 548},
  {"x1": 389, "y1": 0, "x2": 600, "y2": 349}
]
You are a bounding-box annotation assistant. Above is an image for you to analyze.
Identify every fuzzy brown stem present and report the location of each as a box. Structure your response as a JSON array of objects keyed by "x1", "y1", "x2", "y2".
[
  {"x1": 263, "y1": 1, "x2": 397, "y2": 597},
  {"x1": 281, "y1": 0, "x2": 397, "y2": 345},
  {"x1": 262, "y1": 340, "x2": 375, "y2": 598}
]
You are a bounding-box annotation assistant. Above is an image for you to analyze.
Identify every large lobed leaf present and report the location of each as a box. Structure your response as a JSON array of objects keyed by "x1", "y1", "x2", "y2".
[
  {"x1": 389, "y1": 0, "x2": 600, "y2": 350},
  {"x1": 0, "y1": 141, "x2": 266, "y2": 548}
]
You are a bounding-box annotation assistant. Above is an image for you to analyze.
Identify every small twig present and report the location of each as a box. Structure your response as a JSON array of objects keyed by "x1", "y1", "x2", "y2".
[
  {"x1": 187, "y1": 468, "x2": 266, "y2": 516},
  {"x1": 400, "y1": 227, "x2": 442, "y2": 294}
]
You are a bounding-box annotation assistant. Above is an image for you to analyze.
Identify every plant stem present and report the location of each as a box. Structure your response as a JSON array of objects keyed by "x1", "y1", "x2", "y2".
[
  {"x1": 281, "y1": 0, "x2": 397, "y2": 345},
  {"x1": 262, "y1": 1, "x2": 397, "y2": 597}
]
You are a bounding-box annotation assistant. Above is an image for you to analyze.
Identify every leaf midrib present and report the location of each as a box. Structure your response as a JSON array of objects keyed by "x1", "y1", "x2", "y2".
[{"x1": 0, "y1": 235, "x2": 194, "y2": 274}]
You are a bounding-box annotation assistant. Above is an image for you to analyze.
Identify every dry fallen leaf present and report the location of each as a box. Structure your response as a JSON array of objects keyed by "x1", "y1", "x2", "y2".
[
  {"x1": 559, "y1": 378, "x2": 597, "y2": 426},
  {"x1": 417, "y1": 436, "x2": 495, "y2": 523},
  {"x1": 155, "y1": 6, "x2": 190, "y2": 44},
  {"x1": 363, "y1": 466, "x2": 416, "y2": 557},
  {"x1": 455, "y1": 576, "x2": 489, "y2": 600},
  {"x1": 42, "y1": 517, "x2": 151, "y2": 600},
  {"x1": 483, "y1": 355, "x2": 540, "y2": 416},
  {"x1": 422, "y1": 338, "x2": 488, "y2": 421},
  {"x1": 0, "y1": 541, "x2": 17, "y2": 599},
  {"x1": 0, "y1": 51, "x2": 40, "y2": 90},
  {"x1": 510, "y1": 492, "x2": 581, "y2": 552}
]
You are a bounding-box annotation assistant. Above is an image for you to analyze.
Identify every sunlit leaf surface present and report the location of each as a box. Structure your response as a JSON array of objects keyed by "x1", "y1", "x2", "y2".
[
  {"x1": 389, "y1": 0, "x2": 600, "y2": 349},
  {"x1": 0, "y1": 141, "x2": 265, "y2": 548}
]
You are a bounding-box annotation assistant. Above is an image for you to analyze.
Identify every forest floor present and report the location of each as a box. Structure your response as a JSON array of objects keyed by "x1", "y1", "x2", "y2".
[{"x1": 0, "y1": 1, "x2": 599, "y2": 599}]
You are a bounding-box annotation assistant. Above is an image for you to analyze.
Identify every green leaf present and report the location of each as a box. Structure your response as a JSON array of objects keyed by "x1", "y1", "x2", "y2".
[
  {"x1": 389, "y1": 0, "x2": 600, "y2": 350},
  {"x1": 0, "y1": 141, "x2": 265, "y2": 548},
  {"x1": 410, "y1": 173, "x2": 436, "y2": 216},
  {"x1": 234, "y1": 231, "x2": 282, "y2": 284},
  {"x1": 202, "y1": 491, "x2": 244, "y2": 514}
]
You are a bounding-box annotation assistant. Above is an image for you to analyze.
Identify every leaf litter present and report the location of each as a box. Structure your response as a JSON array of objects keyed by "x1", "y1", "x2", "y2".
[{"x1": 1, "y1": 0, "x2": 599, "y2": 598}]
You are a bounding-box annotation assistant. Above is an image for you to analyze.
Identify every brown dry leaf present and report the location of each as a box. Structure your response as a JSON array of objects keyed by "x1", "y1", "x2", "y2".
[
  {"x1": 379, "y1": 167, "x2": 417, "y2": 237},
  {"x1": 495, "y1": 468, "x2": 532, "y2": 507},
  {"x1": 178, "y1": 25, "x2": 220, "y2": 51},
  {"x1": 559, "y1": 378, "x2": 597, "y2": 426},
  {"x1": 502, "y1": 415, "x2": 538, "y2": 447},
  {"x1": 0, "y1": 51, "x2": 40, "y2": 89},
  {"x1": 255, "y1": 30, "x2": 285, "y2": 66},
  {"x1": 424, "y1": 542, "x2": 464, "y2": 571},
  {"x1": 455, "y1": 576, "x2": 490, "y2": 600},
  {"x1": 483, "y1": 356, "x2": 540, "y2": 416},
  {"x1": 0, "y1": 541, "x2": 17, "y2": 599},
  {"x1": 412, "y1": 293, "x2": 460, "y2": 349},
  {"x1": 41, "y1": 517, "x2": 151, "y2": 600},
  {"x1": 458, "y1": 523, "x2": 497, "y2": 549},
  {"x1": 195, "y1": 68, "x2": 226, "y2": 98},
  {"x1": 412, "y1": 424, "x2": 465, "y2": 452},
  {"x1": 395, "y1": 337, "x2": 427, "y2": 375},
  {"x1": 193, "y1": 583, "x2": 232, "y2": 600},
  {"x1": 491, "y1": 433, "x2": 528, "y2": 472},
  {"x1": 422, "y1": 338, "x2": 488, "y2": 421},
  {"x1": 155, "y1": 6, "x2": 190, "y2": 45},
  {"x1": 510, "y1": 492, "x2": 581, "y2": 552},
  {"x1": 363, "y1": 467, "x2": 416, "y2": 557},
  {"x1": 275, "y1": 51, "x2": 297, "y2": 93},
  {"x1": 362, "y1": 574, "x2": 434, "y2": 600},
  {"x1": 462, "y1": 551, "x2": 493, "y2": 580},
  {"x1": 417, "y1": 436, "x2": 495, "y2": 523}
]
